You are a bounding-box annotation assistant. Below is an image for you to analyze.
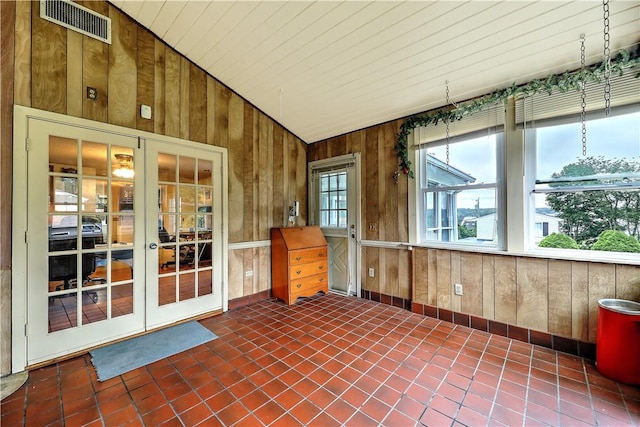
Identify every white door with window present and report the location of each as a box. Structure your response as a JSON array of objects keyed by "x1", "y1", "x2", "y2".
[
  {"x1": 309, "y1": 154, "x2": 361, "y2": 296},
  {"x1": 14, "y1": 108, "x2": 227, "y2": 368}
]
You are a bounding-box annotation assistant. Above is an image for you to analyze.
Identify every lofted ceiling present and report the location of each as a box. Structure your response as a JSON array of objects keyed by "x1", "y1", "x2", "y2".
[{"x1": 108, "y1": 1, "x2": 640, "y2": 144}]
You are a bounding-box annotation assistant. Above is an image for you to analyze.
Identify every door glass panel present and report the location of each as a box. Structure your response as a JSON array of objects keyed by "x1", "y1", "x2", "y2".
[
  {"x1": 179, "y1": 273, "x2": 196, "y2": 301},
  {"x1": 50, "y1": 136, "x2": 78, "y2": 172},
  {"x1": 159, "y1": 276, "x2": 176, "y2": 306},
  {"x1": 50, "y1": 176, "x2": 79, "y2": 212},
  {"x1": 81, "y1": 180, "x2": 108, "y2": 214},
  {"x1": 198, "y1": 270, "x2": 212, "y2": 296},
  {"x1": 179, "y1": 156, "x2": 196, "y2": 184},
  {"x1": 48, "y1": 294, "x2": 78, "y2": 333},
  {"x1": 198, "y1": 160, "x2": 213, "y2": 185},
  {"x1": 158, "y1": 153, "x2": 176, "y2": 181},
  {"x1": 112, "y1": 283, "x2": 133, "y2": 318},
  {"x1": 113, "y1": 182, "x2": 134, "y2": 213},
  {"x1": 82, "y1": 289, "x2": 107, "y2": 324},
  {"x1": 82, "y1": 141, "x2": 107, "y2": 177},
  {"x1": 179, "y1": 187, "x2": 196, "y2": 214},
  {"x1": 111, "y1": 147, "x2": 134, "y2": 179}
]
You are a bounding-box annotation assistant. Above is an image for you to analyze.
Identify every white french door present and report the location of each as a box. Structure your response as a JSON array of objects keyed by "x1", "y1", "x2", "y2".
[
  {"x1": 309, "y1": 154, "x2": 361, "y2": 297},
  {"x1": 26, "y1": 119, "x2": 145, "y2": 364},
  {"x1": 145, "y1": 140, "x2": 224, "y2": 328},
  {"x1": 16, "y1": 109, "x2": 227, "y2": 368}
]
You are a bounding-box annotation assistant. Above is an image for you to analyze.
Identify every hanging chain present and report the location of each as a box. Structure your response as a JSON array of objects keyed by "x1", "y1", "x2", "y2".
[
  {"x1": 445, "y1": 81, "x2": 450, "y2": 167},
  {"x1": 580, "y1": 34, "x2": 587, "y2": 156},
  {"x1": 603, "y1": 0, "x2": 611, "y2": 116}
]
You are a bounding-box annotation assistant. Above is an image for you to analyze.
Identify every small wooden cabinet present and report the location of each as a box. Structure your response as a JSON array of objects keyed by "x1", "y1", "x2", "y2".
[{"x1": 271, "y1": 226, "x2": 329, "y2": 305}]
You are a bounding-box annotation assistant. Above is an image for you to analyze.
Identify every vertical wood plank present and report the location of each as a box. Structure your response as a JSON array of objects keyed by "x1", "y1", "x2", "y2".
[
  {"x1": 214, "y1": 81, "x2": 229, "y2": 148},
  {"x1": 164, "y1": 48, "x2": 180, "y2": 138},
  {"x1": 460, "y1": 252, "x2": 483, "y2": 316},
  {"x1": 436, "y1": 250, "x2": 451, "y2": 309},
  {"x1": 494, "y1": 255, "x2": 517, "y2": 324},
  {"x1": 414, "y1": 248, "x2": 428, "y2": 304},
  {"x1": 516, "y1": 257, "x2": 548, "y2": 331},
  {"x1": 365, "y1": 247, "x2": 379, "y2": 292},
  {"x1": 295, "y1": 138, "x2": 307, "y2": 225},
  {"x1": 108, "y1": 9, "x2": 137, "y2": 127},
  {"x1": 365, "y1": 128, "x2": 379, "y2": 240},
  {"x1": 266, "y1": 119, "x2": 275, "y2": 232},
  {"x1": 385, "y1": 249, "x2": 399, "y2": 297},
  {"x1": 398, "y1": 249, "x2": 410, "y2": 300},
  {"x1": 1, "y1": 0, "x2": 16, "y2": 271},
  {"x1": 548, "y1": 260, "x2": 572, "y2": 337},
  {"x1": 482, "y1": 254, "x2": 496, "y2": 319},
  {"x1": 272, "y1": 124, "x2": 285, "y2": 227},
  {"x1": 206, "y1": 76, "x2": 216, "y2": 145},
  {"x1": 136, "y1": 27, "x2": 155, "y2": 133},
  {"x1": 377, "y1": 126, "x2": 387, "y2": 241},
  {"x1": 14, "y1": 0, "x2": 31, "y2": 107},
  {"x1": 228, "y1": 93, "x2": 244, "y2": 243},
  {"x1": 571, "y1": 261, "x2": 589, "y2": 341},
  {"x1": 383, "y1": 123, "x2": 398, "y2": 242},
  {"x1": 615, "y1": 265, "x2": 640, "y2": 301},
  {"x1": 66, "y1": 31, "x2": 82, "y2": 118},
  {"x1": 588, "y1": 263, "x2": 615, "y2": 342},
  {"x1": 259, "y1": 246, "x2": 270, "y2": 293},
  {"x1": 243, "y1": 104, "x2": 254, "y2": 242},
  {"x1": 252, "y1": 109, "x2": 260, "y2": 239},
  {"x1": 450, "y1": 251, "x2": 461, "y2": 312},
  {"x1": 188, "y1": 63, "x2": 206, "y2": 143},
  {"x1": 258, "y1": 113, "x2": 269, "y2": 240},
  {"x1": 82, "y1": 34, "x2": 108, "y2": 122},
  {"x1": 427, "y1": 249, "x2": 438, "y2": 306},
  {"x1": 179, "y1": 57, "x2": 189, "y2": 139},
  {"x1": 228, "y1": 249, "x2": 243, "y2": 300},
  {"x1": 243, "y1": 248, "x2": 253, "y2": 296},
  {"x1": 154, "y1": 41, "x2": 165, "y2": 135},
  {"x1": 31, "y1": 1, "x2": 66, "y2": 113}
]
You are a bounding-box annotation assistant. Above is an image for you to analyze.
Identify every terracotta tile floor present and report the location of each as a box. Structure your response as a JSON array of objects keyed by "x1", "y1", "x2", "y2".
[{"x1": 2, "y1": 294, "x2": 639, "y2": 426}]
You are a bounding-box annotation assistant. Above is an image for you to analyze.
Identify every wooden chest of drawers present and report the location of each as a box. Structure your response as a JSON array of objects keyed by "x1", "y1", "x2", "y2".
[{"x1": 271, "y1": 226, "x2": 328, "y2": 305}]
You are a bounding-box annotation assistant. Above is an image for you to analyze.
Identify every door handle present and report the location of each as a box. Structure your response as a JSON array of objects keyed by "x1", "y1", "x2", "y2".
[{"x1": 149, "y1": 242, "x2": 158, "y2": 250}]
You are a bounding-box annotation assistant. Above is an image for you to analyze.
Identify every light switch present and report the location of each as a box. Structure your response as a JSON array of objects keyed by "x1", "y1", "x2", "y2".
[{"x1": 140, "y1": 105, "x2": 152, "y2": 120}]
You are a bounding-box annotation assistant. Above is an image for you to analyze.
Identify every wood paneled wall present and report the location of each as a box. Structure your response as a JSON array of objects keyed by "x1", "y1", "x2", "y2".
[
  {"x1": 309, "y1": 114, "x2": 640, "y2": 345},
  {"x1": 6, "y1": 1, "x2": 307, "y2": 296}
]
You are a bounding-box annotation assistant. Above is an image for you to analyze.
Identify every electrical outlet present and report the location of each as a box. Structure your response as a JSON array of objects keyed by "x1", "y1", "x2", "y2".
[
  {"x1": 368, "y1": 268, "x2": 375, "y2": 278},
  {"x1": 368, "y1": 223, "x2": 377, "y2": 232},
  {"x1": 87, "y1": 86, "x2": 98, "y2": 100},
  {"x1": 454, "y1": 283, "x2": 463, "y2": 296},
  {"x1": 245, "y1": 270, "x2": 253, "y2": 277}
]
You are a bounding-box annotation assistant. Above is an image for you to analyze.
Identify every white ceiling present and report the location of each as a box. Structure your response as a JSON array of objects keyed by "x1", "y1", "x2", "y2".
[{"x1": 109, "y1": 1, "x2": 640, "y2": 144}]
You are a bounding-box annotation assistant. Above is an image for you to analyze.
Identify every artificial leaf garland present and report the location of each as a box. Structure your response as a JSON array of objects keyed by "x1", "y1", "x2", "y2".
[{"x1": 396, "y1": 45, "x2": 640, "y2": 178}]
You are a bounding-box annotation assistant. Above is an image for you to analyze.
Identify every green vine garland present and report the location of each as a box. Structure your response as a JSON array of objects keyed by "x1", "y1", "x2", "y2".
[{"x1": 396, "y1": 45, "x2": 640, "y2": 178}]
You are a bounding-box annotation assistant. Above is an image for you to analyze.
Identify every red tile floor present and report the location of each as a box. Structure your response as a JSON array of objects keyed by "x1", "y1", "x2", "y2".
[{"x1": 2, "y1": 294, "x2": 639, "y2": 426}]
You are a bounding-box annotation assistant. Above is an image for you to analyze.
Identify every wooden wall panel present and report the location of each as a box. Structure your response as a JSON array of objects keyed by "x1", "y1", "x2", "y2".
[
  {"x1": 571, "y1": 262, "x2": 589, "y2": 341},
  {"x1": 413, "y1": 249, "x2": 428, "y2": 303},
  {"x1": 382, "y1": 123, "x2": 397, "y2": 242},
  {"x1": 214, "y1": 81, "x2": 229, "y2": 148},
  {"x1": 588, "y1": 263, "x2": 615, "y2": 342},
  {"x1": 154, "y1": 41, "x2": 165, "y2": 135},
  {"x1": 427, "y1": 249, "x2": 437, "y2": 306},
  {"x1": 188, "y1": 63, "x2": 206, "y2": 143},
  {"x1": 164, "y1": 48, "x2": 180, "y2": 138},
  {"x1": 14, "y1": 0, "x2": 31, "y2": 107},
  {"x1": 295, "y1": 136, "x2": 307, "y2": 224},
  {"x1": 82, "y1": 34, "x2": 108, "y2": 123},
  {"x1": 66, "y1": 31, "x2": 82, "y2": 118},
  {"x1": 516, "y1": 257, "x2": 548, "y2": 331},
  {"x1": 365, "y1": 128, "x2": 379, "y2": 240},
  {"x1": 364, "y1": 247, "x2": 379, "y2": 292},
  {"x1": 242, "y1": 248, "x2": 254, "y2": 297},
  {"x1": 547, "y1": 260, "x2": 572, "y2": 337},
  {"x1": 385, "y1": 249, "x2": 399, "y2": 297},
  {"x1": 257, "y1": 113, "x2": 270, "y2": 240},
  {"x1": 398, "y1": 249, "x2": 410, "y2": 300},
  {"x1": 243, "y1": 105, "x2": 255, "y2": 242},
  {"x1": 228, "y1": 249, "x2": 243, "y2": 300},
  {"x1": 450, "y1": 251, "x2": 461, "y2": 312},
  {"x1": 482, "y1": 254, "x2": 495, "y2": 319},
  {"x1": 108, "y1": 10, "x2": 137, "y2": 128},
  {"x1": 179, "y1": 58, "x2": 189, "y2": 139},
  {"x1": 31, "y1": 1, "x2": 66, "y2": 114},
  {"x1": 136, "y1": 28, "x2": 155, "y2": 133},
  {"x1": 460, "y1": 252, "x2": 483, "y2": 317},
  {"x1": 494, "y1": 255, "x2": 517, "y2": 324},
  {"x1": 228, "y1": 93, "x2": 244, "y2": 243},
  {"x1": 272, "y1": 124, "x2": 285, "y2": 227},
  {"x1": 206, "y1": 76, "x2": 215, "y2": 145},
  {"x1": 615, "y1": 265, "x2": 640, "y2": 301},
  {"x1": 436, "y1": 250, "x2": 451, "y2": 308},
  {"x1": 258, "y1": 246, "x2": 270, "y2": 293}
]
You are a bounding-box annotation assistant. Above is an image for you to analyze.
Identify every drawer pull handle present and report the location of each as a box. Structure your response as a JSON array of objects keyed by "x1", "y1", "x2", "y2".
[
  {"x1": 319, "y1": 265, "x2": 324, "y2": 270},
  {"x1": 296, "y1": 283, "x2": 302, "y2": 288},
  {"x1": 295, "y1": 256, "x2": 302, "y2": 261},
  {"x1": 318, "y1": 252, "x2": 324, "y2": 257},
  {"x1": 296, "y1": 270, "x2": 302, "y2": 275},
  {"x1": 319, "y1": 277, "x2": 324, "y2": 282}
]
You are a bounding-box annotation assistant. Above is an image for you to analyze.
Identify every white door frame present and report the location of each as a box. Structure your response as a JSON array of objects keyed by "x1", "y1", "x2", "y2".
[
  {"x1": 12, "y1": 106, "x2": 228, "y2": 373},
  {"x1": 308, "y1": 153, "x2": 361, "y2": 298}
]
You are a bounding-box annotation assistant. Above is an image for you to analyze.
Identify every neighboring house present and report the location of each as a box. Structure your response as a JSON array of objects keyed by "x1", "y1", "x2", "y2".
[{"x1": 475, "y1": 212, "x2": 560, "y2": 243}]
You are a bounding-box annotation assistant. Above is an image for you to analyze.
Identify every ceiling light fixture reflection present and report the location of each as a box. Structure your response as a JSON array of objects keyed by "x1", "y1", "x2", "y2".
[{"x1": 113, "y1": 153, "x2": 134, "y2": 178}]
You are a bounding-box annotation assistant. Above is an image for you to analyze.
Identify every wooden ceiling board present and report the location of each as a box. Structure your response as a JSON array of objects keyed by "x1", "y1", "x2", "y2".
[
  {"x1": 175, "y1": 2, "x2": 235, "y2": 56},
  {"x1": 161, "y1": 1, "x2": 209, "y2": 48}
]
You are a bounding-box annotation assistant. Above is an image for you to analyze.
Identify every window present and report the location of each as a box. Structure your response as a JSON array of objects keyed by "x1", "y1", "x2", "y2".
[
  {"x1": 319, "y1": 171, "x2": 347, "y2": 228},
  {"x1": 414, "y1": 105, "x2": 505, "y2": 247},
  {"x1": 527, "y1": 111, "x2": 640, "y2": 252}
]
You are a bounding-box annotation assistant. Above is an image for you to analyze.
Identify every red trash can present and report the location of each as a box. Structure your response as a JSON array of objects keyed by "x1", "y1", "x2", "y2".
[{"x1": 596, "y1": 299, "x2": 640, "y2": 385}]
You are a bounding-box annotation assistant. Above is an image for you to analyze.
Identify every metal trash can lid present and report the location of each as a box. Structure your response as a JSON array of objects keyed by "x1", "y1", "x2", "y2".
[{"x1": 598, "y1": 299, "x2": 640, "y2": 315}]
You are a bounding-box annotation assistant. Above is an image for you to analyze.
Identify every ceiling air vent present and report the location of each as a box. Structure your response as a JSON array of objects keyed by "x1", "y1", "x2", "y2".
[{"x1": 40, "y1": 0, "x2": 111, "y2": 44}]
